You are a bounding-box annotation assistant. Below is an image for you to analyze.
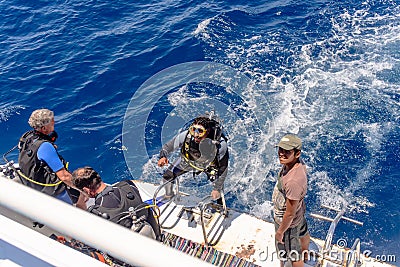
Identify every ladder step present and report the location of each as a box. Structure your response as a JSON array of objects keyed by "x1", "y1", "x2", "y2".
[{"x1": 310, "y1": 213, "x2": 363, "y2": 226}]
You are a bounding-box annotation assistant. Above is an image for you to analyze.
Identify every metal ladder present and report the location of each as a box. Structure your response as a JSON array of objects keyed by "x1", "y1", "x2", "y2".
[
  {"x1": 310, "y1": 205, "x2": 363, "y2": 267},
  {"x1": 152, "y1": 178, "x2": 228, "y2": 246}
]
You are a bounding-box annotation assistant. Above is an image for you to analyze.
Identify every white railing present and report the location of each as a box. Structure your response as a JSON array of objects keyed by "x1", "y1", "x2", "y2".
[{"x1": 0, "y1": 177, "x2": 212, "y2": 267}]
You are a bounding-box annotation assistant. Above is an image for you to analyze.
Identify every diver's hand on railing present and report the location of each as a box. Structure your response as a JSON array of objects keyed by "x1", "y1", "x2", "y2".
[{"x1": 157, "y1": 157, "x2": 168, "y2": 167}]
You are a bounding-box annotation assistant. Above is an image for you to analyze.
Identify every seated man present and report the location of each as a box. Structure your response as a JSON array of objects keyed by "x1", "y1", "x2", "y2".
[
  {"x1": 18, "y1": 108, "x2": 86, "y2": 209},
  {"x1": 72, "y1": 166, "x2": 161, "y2": 240}
]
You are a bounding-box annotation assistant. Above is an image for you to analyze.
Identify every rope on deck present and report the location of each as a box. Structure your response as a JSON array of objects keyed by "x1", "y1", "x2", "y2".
[{"x1": 162, "y1": 232, "x2": 260, "y2": 267}]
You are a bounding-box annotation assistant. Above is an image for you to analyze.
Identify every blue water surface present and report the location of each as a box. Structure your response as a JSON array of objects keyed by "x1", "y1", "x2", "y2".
[{"x1": 0, "y1": 0, "x2": 399, "y2": 263}]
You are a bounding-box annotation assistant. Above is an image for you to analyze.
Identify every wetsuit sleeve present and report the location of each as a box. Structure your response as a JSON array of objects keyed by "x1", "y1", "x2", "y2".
[
  {"x1": 37, "y1": 142, "x2": 64, "y2": 172},
  {"x1": 159, "y1": 131, "x2": 187, "y2": 158},
  {"x1": 213, "y1": 138, "x2": 229, "y2": 191},
  {"x1": 217, "y1": 138, "x2": 228, "y2": 161}
]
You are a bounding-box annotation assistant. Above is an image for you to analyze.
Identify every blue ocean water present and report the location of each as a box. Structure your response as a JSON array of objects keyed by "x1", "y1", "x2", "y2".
[{"x1": 0, "y1": 0, "x2": 399, "y2": 264}]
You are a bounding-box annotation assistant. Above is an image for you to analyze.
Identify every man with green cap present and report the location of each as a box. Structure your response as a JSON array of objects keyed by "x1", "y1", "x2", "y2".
[{"x1": 272, "y1": 134, "x2": 310, "y2": 267}]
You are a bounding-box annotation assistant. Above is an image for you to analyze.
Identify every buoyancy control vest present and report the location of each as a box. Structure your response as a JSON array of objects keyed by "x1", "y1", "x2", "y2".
[
  {"x1": 89, "y1": 180, "x2": 160, "y2": 239},
  {"x1": 17, "y1": 130, "x2": 66, "y2": 196},
  {"x1": 181, "y1": 118, "x2": 227, "y2": 173}
]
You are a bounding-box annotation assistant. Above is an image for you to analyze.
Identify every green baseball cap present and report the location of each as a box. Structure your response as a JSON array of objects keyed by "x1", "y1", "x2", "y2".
[{"x1": 277, "y1": 134, "x2": 302, "y2": 150}]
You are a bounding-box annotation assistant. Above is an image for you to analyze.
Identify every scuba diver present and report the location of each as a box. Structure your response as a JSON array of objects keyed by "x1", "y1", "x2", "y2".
[
  {"x1": 157, "y1": 111, "x2": 229, "y2": 203},
  {"x1": 16, "y1": 109, "x2": 86, "y2": 209},
  {"x1": 72, "y1": 166, "x2": 161, "y2": 241}
]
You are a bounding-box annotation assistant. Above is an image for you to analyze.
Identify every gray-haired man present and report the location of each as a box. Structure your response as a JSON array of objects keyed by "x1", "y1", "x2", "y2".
[{"x1": 18, "y1": 109, "x2": 86, "y2": 209}]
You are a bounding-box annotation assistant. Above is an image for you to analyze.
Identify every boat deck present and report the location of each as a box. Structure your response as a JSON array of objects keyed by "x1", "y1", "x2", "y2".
[
  {"x1": 0, "y1": 164, "x2": 395, "y2": 267},
  {"x1": 135, "y1": 180, "x2": 319, "y2": 267}
]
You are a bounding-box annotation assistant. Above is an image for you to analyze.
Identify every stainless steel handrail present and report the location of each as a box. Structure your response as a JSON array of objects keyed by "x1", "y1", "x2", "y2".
[
  {"x1": 198, "y1": 196, "x2": 214, "y2": 246},
  {"x1": 310, "y1": 204, "x2": 364, "y2": 266},
  {"x1": 346, "y1": 238, "x2": 361, "y2": 267},
  {"x1": 152, "y1": 178, "x2": 180, "y2": 206},
  {"x1": 153, "y1": 177, "x2": 228, "y2": 246},
  {"x1": 322, "y1": 208, "x2": 346, "y2": 253}
]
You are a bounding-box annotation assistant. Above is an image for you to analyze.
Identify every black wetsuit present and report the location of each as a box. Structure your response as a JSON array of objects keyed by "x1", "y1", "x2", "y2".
[{"x1": 159, "y1": 131, "x2": 229, "y2": 192}]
